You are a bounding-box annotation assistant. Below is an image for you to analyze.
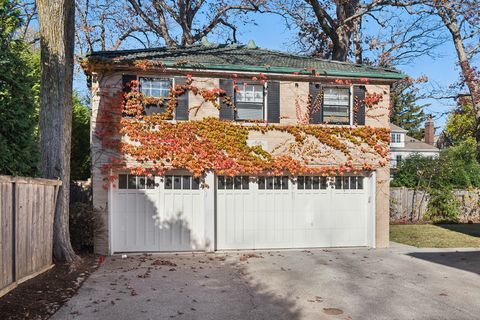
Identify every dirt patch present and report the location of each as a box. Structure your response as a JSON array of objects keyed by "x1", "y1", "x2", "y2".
[{"x1": 0, "y1": 254, "x2": 99, "y2": 320}]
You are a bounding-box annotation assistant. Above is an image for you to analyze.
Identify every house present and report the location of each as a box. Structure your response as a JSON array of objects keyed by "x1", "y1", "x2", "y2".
[
  {"x1": 390, "y1": 117, "x2": 440, "y2": 169},
  {"x1": 86, "y1": 41, "x2": 405, "y2": 255}
]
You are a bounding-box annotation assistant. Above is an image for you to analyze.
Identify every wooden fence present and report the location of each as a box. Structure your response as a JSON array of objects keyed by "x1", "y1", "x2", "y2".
[
  {"x1": 390, "y1": 187, "x2": 480, "y2": 223},
  {"x1": 0, "y1": 175, "x2": 61, "y2": 297}
]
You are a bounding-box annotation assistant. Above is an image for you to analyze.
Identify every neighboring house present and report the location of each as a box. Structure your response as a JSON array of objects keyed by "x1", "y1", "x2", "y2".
[
  {"x1": 86, "y1": 42, "x2": 404, "y2": 255},
  {"x1": 390, "y1": 117, "x2": 440, "y2": 169}
]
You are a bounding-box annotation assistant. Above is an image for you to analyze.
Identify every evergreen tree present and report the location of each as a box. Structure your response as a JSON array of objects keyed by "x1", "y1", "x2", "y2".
[
  {"x1": 71, "y1": 94, "x2": 91, "y2": 181},
  {"x1": 391, "y1": 81, "x2": 428, "y2": 140},
  {"x1": 0, "y1": 0, "x2": 39, "y2": 176}
]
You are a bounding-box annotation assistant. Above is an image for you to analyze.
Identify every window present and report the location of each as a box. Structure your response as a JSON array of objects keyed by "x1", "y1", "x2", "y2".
[
  {"x1": 333, "y1": 176, "x2": 364, "y2": 190},
  {"x1": 140, "y1": 77, "x2": 171, "y2": 98},
  {"x1": 297, "y1": 176, "x2": 328, "y2": 190},
  {"x1": 258, "y1": 176, "x2": 289, "y2": 190},
  {"x1": 322, "y1": 87, "x2": 351, "y2": 125},
  {"x1": 118, "y1": 174, "x2": 155, "y2": 189},
  {"x1": 164, "y1": 175, "x2": 200, "y2": 190},
  {"x1": 235, "y1": 82, "x2": 264, "y2": 121},
  {"x1": 391, "y1": 133, "x2": 401, "y2": 143},
  {"x1": 396, "y1": 155, "x2": 402, "y2": 163},
  {"x1": 139, "y1": 77, "x2": 172, "y2": 116},
  {"x1": 218, "y1": 176, "x2": 249, "y2": 190}
]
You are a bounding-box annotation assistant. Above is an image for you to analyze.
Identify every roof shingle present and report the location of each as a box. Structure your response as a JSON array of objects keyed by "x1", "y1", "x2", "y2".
[{"x1": 87, "y1": 44, "x2": 405, "y2": 80}]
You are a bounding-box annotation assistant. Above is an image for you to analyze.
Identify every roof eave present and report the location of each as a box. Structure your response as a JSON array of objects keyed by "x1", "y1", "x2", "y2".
[{"x1": 87, "y1": 59, "x2": 406, "y2": 82}]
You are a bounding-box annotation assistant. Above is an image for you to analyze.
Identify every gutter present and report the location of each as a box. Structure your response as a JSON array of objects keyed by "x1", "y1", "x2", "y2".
[{"x1": 88, "y1": 60, "x2": 407, "y2": 81}]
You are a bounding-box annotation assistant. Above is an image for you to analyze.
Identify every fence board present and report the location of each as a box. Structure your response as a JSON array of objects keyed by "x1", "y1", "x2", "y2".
[
  {"x1": 0, "y1": 182, "x2": 13, "y2": 291},
  {"x1": 0, "y1": 175, "x2": 61, "y2": 297}
]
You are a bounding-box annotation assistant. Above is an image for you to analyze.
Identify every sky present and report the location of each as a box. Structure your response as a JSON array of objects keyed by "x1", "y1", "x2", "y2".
[{"x1": 75, "y1": 10, "x2": 466, "y2": 130}]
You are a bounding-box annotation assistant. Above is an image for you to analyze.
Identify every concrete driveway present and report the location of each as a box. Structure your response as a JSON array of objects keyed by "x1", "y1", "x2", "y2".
[{"x1": 53, "y1": 244, "x2": 480, "y2": 320}]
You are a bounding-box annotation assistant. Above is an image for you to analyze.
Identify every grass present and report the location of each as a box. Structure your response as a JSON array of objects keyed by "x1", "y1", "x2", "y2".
[{"x1": 390, "y1": 224, "x2": 480, "y2": 248}]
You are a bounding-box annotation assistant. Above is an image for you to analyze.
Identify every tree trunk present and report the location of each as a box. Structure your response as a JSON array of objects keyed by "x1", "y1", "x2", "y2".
[
  {"x1": 450, "y1": 35, "x2": 480, "y2": 162},
  {"x1": 353, "y1": 18, "x2": 363, "y2": 64},
  {"x1": 332, "y1": 27, "x2": 350, "y2": 61},
  {"x1": 37, "y1": 0, "x2": 78, "y2": 262},
  {"x1": 432, "y1": 3, "x2": 480, "y2": 161}
]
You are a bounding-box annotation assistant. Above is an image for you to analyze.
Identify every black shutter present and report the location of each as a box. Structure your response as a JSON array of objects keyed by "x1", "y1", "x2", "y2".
[
  {"x1": 174, "y1": 76, "x2": 189, "y2": 120},
  {"x1": 219, "y1": 79, "x2": 234, "y2": 120},
  {"x1": 122, "y1": 74, "x2": 137, "y2": 93},
  {"x1": 309, "y1": 83, "x2": 323, "y2": 124},
  {"x1": 267, "y1": 81, "x2": 280, "y2": 123},
  {"x1": 354, "y1": 85, "x2": 366, "y2": 125}
]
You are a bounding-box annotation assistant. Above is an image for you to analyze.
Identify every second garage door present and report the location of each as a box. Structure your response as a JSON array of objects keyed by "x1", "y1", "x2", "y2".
[{"x1": 216, "y1": 175, "x2": 373, "y2": 250}]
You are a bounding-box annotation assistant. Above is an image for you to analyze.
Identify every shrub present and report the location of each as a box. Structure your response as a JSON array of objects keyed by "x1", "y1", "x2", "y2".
[
  {"x1": 69, "y1": 202, "x2": 103, "y2": 252},
  {"x1": 424, "y1": 188, "x2": 460, "y2": 223}
]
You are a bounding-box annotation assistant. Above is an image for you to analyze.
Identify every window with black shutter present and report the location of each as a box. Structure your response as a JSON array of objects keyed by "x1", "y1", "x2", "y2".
[
  {"x1": 322, "y1": 87, "x2": 351, "y2": 125},
  {"x1": 139, "y1": 77, "x2": 172, "y2": 116},
  {"x1": 235, "y1": 81, "x2": 265, "y2": 121}
]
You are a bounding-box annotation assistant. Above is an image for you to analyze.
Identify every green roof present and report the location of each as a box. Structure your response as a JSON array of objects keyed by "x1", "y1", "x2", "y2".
[{"x1": 88, "y1": 44, "x2": 405, "y2": 80}]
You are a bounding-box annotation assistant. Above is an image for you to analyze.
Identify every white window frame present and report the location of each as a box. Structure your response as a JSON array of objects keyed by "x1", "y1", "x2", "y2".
[
  {"x1": 138, "y1": 76, "x2": 176, "y2": 119},
  {"x1": 139, "y1": 77, "x2": 173, "y2": 99},
  {"x1": 322, "y1": 85, "x2": 353, "y2": 125},
  {"x1": 391, "y1": 133, "x2": 402, "y2": 144},
  {"x1": 234, "y1": 81, "x2": 267, "y2": 121}
]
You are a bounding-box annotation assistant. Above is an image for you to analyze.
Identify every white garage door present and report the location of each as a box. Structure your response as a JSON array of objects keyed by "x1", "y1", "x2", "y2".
[
  {"x1": 216, "y1": 175, "x2": 373, "y2": 250},
  {"x1": 111, "y1": 174, "x2": 205, "y2": 252}
]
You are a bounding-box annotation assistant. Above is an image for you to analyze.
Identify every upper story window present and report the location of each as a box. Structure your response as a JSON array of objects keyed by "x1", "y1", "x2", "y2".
[
  {"x1": 391, "y1": 133, "x2": 402, "y2": 143},
  {"x1": 140, "y1": 77, "x2": 171, "y2": 98},
  {"x1": 235, "y1": 82, "x2": 265, "y2": 121},
  {"x1": 322, "y1": 87, "x2": 351, "y2": 125}
]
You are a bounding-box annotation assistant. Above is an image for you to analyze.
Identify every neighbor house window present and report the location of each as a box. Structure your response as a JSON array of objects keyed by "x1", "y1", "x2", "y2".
[
  {"x1": 391, "y1": 133, "x2": 401, "y2": 143},
  {"x1": 140, "y1": 77, "x2": 171, "y2": 98},
  {"x1": 322, "y1": 87, "x2": 351, "y2": 125},
  {"x1": 396, "y1": 155, "x2": 402, "y2": 163},
  {"x1": 235, "y1": 82, "x2": 264, "y2": 121}
]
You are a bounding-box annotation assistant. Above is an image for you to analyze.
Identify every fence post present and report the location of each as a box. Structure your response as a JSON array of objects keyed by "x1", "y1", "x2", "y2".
[{"x1": 11, "y1": 179, "x2": 16, "y2": 284}]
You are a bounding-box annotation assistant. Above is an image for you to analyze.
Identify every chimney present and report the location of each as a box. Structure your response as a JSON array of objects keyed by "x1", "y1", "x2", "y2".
[{"x1": 424, "y1": 116, "x2": 435, "y2": 145}]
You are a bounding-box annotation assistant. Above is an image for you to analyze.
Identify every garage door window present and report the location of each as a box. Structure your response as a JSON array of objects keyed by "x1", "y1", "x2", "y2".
[
  {"x1": 118, "y1": 174, "x2": 155, "y2": 189},
  {"x1": 258, "y1": 176, "x2": 288, "y2": 190},
  {"x1": 165, "y1": 175, "x2": 200, "y2": 190},
  {"x1": 297, "y1": 176, "x2": 328, "y2": 190},
  {"x1": 218, "y1": 176, "x2": 249, "y2": 190},
  {"x1": 334, "y1": 176, "x2": 364, "y2": 190}
]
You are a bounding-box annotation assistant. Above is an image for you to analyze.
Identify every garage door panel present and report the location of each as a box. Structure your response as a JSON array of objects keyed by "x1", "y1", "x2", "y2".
[
  {"x1": 112, "y1": 174, "x2": 205, "y2": 252},
  {"x1": 217, "y1": 175, "x2": 372, "y2": 250},
  {"x1": 217, "y1": 191, "x2": 255, "y2": 249},
  {"x1": 256, "y1": 191, "x2": 292, "y2": 248}
]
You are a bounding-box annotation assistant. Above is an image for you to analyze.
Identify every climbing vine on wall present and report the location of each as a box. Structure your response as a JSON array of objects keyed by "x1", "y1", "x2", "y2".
[{"x1": 93, "y1": 70, "x2": 390, "y2": 186}]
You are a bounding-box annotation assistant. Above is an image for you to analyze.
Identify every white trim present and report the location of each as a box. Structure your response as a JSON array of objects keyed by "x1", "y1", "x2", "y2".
[
  {"x1": 349, "y1": 85, "x2": 354, "y2": 125},
  {"x1": 108, "y1": 169, "x2": 114, "y2": 255},
  {"x1": 370, "y1": 171, "x2": 377, "y2": 248}
]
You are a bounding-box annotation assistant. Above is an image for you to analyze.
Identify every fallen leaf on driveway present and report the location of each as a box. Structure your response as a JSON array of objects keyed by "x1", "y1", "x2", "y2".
[
  {"x1": 239, "y1": 253, "x2": 263, "y2": 262},
  {"x1": 323, "y1": 308, "x2": 343, "y2": 315},
  {"x1": 152, "y1": 259, "x2": 177, "y2": 267}
]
